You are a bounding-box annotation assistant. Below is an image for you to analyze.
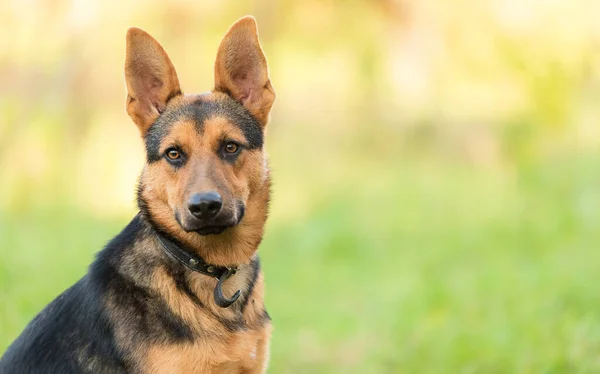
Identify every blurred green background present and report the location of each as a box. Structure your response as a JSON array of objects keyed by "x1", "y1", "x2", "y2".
[{"x1": 1, "y1": 0, "x2": 600, "y2": 372}]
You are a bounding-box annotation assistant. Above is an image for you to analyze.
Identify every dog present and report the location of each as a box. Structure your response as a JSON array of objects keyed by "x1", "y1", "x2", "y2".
[{"x1": 0, "y1": 16, "x2": 275, "y2": 373}]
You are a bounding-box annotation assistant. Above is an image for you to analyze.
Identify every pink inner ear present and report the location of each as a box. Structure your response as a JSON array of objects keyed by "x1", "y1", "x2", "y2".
[
  {"x1": 232, "y1": 73, "x2": 253, "y2": 103},
  {"x1": 149, "y1": 77, "x2": 163, "y2": 90},
  {"x1": 139, "y1": 77, "x2": 168, "y2": 114},
  {"x1": 153, "y1": 100, "x2": 166, "y2": 114}
]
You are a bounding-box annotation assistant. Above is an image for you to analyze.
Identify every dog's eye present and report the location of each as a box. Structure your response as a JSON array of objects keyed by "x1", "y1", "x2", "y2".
[
  {"x1": 224, "y1": 142, "x2": 239, "y2": 154},
  {"x1": 166, "y1": 149, "x2": 180, "y2": 160}
]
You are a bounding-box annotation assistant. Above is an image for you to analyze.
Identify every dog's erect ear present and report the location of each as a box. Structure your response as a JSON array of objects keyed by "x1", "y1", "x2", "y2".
[
  {"x1": 214, "y1": 16, "x2": 275, "y2": 126},
  {"x1": 125, "y1": 28, "x2": 181, "y2": 135}
]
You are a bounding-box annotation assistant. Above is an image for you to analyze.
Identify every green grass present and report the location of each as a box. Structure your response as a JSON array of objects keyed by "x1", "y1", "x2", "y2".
[{"x1": 1, "y1": 155, "x2": 599, "y2": 373}]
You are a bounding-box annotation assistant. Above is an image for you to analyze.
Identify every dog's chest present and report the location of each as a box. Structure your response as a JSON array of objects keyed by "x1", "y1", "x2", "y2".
[
  {"x1": 133, "y1": 254, "x2": 271, "y2": 372},
  {"x1": 143, "y1": 323, "x2": 271, "y2": 374}
]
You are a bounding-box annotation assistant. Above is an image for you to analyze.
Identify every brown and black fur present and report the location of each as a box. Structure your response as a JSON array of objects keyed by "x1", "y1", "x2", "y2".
[{"x1": 0, "y1": 16, "x2": 276, "y2": 373}]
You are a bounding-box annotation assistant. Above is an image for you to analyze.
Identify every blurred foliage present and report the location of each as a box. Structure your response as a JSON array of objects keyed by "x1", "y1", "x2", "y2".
[{"x1": 1, "y1": 0, "x2": 600, "y2": 372}]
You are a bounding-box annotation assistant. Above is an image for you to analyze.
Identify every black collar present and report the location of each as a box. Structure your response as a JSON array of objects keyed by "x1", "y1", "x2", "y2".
[{"x1": 155, "y1": 232, "x2": 241, "y2": 308}]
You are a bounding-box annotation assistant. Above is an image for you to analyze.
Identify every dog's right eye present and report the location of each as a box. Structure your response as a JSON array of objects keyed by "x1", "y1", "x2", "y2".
[
  {"x1": 166, "y1": 149, "x2": 180, "y2": 160},
  {"x1": 164, "y1": 148, "x2": 185, "y2": 166}
]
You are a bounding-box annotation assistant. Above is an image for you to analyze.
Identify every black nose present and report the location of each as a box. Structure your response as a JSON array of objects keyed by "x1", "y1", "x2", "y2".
[{"x1": 188, "y1": 192, "x2": 222, "y2": 219}]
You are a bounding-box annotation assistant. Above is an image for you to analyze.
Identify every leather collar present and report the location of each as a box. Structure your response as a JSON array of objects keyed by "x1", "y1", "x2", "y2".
[{"x1": 155, "y1": 232, "x2": 241, "y2": 308}]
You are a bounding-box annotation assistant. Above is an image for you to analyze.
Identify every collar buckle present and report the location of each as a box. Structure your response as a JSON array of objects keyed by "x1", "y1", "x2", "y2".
[{"x1": 155, "y1": 233, "x2": 241, "y2": 308}]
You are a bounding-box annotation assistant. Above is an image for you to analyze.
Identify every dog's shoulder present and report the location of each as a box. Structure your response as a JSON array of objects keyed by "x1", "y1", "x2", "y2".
[
  {"x1": 0, "y1": 217, "x2": 146, "y2": 373},
  {"x1": 0, "y1": 276, "x2": 126, "y2": 373}
]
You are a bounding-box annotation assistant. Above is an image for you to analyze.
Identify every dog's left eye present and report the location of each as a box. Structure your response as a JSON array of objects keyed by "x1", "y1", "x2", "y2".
[{"x1": 224, "y1": 142, "x2": 239, "y2": 154}]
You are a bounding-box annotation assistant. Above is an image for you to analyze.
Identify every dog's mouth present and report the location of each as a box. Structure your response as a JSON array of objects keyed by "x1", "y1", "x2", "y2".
[
  {"x1": 176, "y1": 202, "x2": 245, "y2": 236},
  {"x1": 194, "y1": 224, "x2": 231, "y2": 236}
]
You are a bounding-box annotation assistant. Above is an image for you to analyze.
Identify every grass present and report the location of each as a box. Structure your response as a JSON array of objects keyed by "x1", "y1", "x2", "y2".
[{"x1": 1, "y1": 154, "x2": 599, "y2": 373}]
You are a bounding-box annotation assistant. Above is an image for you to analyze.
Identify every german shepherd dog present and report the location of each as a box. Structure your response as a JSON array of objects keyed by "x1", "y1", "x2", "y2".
[{"x1": 0, "y1": 16, "x2": 275, "y2": 373}]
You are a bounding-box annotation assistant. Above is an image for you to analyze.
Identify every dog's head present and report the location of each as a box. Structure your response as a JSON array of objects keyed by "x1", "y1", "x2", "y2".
[{"x1": 125, "y1": 17, "x2": 275, "y2": 262}]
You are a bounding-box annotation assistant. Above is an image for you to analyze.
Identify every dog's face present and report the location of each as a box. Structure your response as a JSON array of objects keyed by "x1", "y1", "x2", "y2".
[
  {"x1": 124, "y1": 17, "x2": 275, "y2": 239},
  {"x1": 143, "y1": 93, "x2": 267, "y2": 236}
]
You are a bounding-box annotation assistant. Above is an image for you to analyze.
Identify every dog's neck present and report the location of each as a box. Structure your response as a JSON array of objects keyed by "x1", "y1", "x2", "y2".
[
  {"x1": 154, "y1": 231, "x2": 237, "y2": 278},
  {"x1": 154, "y1": 231, "x2": 242, "y2": 308},
  {"x1": 109, "y1": 216, "x2": 263, "y2": 313}
]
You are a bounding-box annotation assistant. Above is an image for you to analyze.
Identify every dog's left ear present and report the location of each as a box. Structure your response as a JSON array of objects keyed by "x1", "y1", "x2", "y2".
[{"x1": 214, "y1": 16, "x2": 276, "y2": 127}]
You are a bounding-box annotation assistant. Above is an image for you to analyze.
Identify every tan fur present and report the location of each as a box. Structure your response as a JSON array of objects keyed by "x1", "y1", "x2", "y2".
[
  {"x1": 120, "y1": 16, "x2": 275, "y2": 373},
  {"x1": 145, "y1": 329, "x2": 270, "y2": 374},
  {"x1": 144, "y1": 260, "x2": 270, "y2": 373},
  {"x1": 102, "y1": 234, "x2": 271, "y2": 373}
]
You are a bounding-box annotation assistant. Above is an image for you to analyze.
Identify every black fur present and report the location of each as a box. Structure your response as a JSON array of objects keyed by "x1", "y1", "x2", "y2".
[
  {"x1": 0, "y1": 277, "x2": 128, "y2": 374},
  {"x1": 0, "y1": 219, "x2": 145, "y2": 373},
  {"x1": 240, "y1": 257, "x2": 261, "y2": 314},
  {"x1": 0, "y1": 214, "x2": 265, "y2": 373}
]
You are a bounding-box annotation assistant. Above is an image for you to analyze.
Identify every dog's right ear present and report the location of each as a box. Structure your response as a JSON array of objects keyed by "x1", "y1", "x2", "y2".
[{"x1": 125, "y1": 28, "x2": 181, "y2": 135}]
